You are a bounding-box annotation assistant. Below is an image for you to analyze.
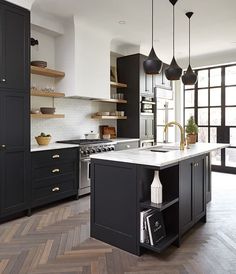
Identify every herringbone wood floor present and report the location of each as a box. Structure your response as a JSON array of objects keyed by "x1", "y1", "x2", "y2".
[{"x1": 0, "y1": 172, "x2": 236, "y2": 274}]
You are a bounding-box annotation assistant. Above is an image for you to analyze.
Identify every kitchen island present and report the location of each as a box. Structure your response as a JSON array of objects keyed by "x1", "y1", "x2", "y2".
[{"x1": 90, "y1": 143, "x2": 228, "y2": 255}]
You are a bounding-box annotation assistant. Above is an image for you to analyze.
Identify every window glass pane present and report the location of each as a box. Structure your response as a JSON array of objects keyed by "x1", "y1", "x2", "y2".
[
  {"x1": 185, "y1": 108, "x2": 194, "y2": 124},
  {"x1": 226, "y1": 107, "x2": 236, "y2": 126},
  {"x1": 157, "y1": 110, "x2": 165, "y2": 125},
  {"x1": 226, "y1": 148, "x2": 236, "y2": 167},
  {"x1": 185, "y1": 90, "x2": 194, "y2": 107},
  {"x1": 211, "y1": 150, "x2": 221, "y2": 166},
  {"x1": 198, "y1": 70, "x2": 208, "y2": 88},
  {"x1": 210, "y1": 108, "x2": 221, "y2": 126},
  {"x1": 225, "y1": 87, "x2": 236, "y2": 106},
  {"x1": 230, "y1": 128, "x2": 236, "y2": 146},
  {"x1": 198, "y1": 89, "x2": 208, "y2": 106},
  {"x1": 210, "y1": 68, "x2": 221, "y2": 87},
  {"x1": 210, "y1": 127, "x2": 217, "y2": 143},
  {"x1": 198, "y1": 127, "x2": 208, "y2": 143},
  {"x1": 198, "y1": 108, "x2": 208, "y2": 125},
  {"x1": 225, "y1": 66, "x2": 236, "y2": 86},
  {"x1": 210, "y1": 88, "x2": 221, "y2": 106},
  {"x1": 157, "y1": 126, "x2": 164, "y2": 142}
]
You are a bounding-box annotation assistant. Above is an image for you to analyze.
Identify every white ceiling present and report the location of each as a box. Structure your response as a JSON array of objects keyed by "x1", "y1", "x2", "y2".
[{"x1": 32, "y1": 0, "x2": 236, "y2": 64}]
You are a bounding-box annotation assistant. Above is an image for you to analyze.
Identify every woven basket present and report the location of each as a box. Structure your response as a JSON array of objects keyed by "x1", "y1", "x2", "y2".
[{"x1": 35, "y1": 136, "x2": 51, "y2": 146}]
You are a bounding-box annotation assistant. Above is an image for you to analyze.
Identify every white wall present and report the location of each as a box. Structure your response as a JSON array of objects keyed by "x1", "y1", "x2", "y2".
[
  {"x1": 31, "y1": 28, "x2": 116, "y2": 145},
  {"x1": 6, "y1": 0, "x2": 34, "y2": 9}
]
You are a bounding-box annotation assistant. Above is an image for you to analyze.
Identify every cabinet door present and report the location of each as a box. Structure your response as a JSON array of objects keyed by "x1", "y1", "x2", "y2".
[
  {"x1": 0, "y1": 7, "x2": 3, "y2": 82},
  {"x1": 140, "y1": 116, "x2": 147, "y2": 139},
  {"x1": 0, "y1": 92, "x2": 30, "y2": 215},
  {"x1": 179, "y1": 159, "x2": 194, "y2": 235},
  {"x1": 154, "y1": 63, "x2": 172, "y2": 90},
  {"x1": 139, "y1": 55, "x2": 153, "y2": 95},
  {"x1": 193, "y1": 157, "x2": 206, "y2": 222},
  {"x1": 0, "y1": 5, "x2": 30, "y2": 91}
]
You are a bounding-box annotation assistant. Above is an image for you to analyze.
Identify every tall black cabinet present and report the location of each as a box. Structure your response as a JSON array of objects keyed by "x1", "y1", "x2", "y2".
[
  {"x1": 117, "y1": 54, "x2": 154, "y2": 144},
  {"x1": 0, "y1": 1, "x2": 30, "y2": 218}
]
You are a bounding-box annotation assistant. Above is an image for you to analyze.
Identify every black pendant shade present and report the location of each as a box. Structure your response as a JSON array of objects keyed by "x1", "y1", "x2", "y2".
[
  {"x1": 144, "y1": 47, "x2": 163, "y2": 74},
  {"x1": 182, "y1": 12, "x2": 198, "y2": 85},
  {"x1": 143, "y1": 0, "x2": 163, "y2": 75},
  {"x1": 165, "y1": 0, "x2": 182, "y2": 81},
  {"x1": 182, "y1": 65, "x2": 197, "y2": 85},
  {"x1": 165, "y1": 57, "x2": 182, "y2": 80}
]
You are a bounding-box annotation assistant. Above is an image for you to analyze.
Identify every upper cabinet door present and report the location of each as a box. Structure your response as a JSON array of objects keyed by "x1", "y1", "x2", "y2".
[
  {"x1": 0, "y1": 5, "x2": 29, "y2": 91},
  {"x1": 154, "y1": 63, "x2": 172, "y2": 90}
]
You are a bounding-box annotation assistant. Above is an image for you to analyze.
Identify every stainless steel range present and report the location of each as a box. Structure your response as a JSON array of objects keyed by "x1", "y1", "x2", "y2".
[{"x1": 57, "y1": 139, "x2": 115, "y2": 196}]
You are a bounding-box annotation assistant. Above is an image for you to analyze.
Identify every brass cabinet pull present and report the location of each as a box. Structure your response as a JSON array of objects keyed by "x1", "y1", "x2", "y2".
[
  {"x1": 126, "y1": 145, "x2": 131, "y2": 149},
  {"x1": 52, "y1": 168, "x2": 60, "y2": 173},
  {"x1": 52, "y1": 154, "x2": 60, "y2": 159},
  {"x1": 1, "y1": 144, "x2": 6, "y2": 148},
  {"x1": 52, "y1": 187, "x2": 60, "y2": 192}
]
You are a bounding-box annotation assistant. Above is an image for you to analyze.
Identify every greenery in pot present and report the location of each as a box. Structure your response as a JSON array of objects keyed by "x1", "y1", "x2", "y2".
[{"x1": 186, "y1": 116, "x2": 198, "y2": 144}]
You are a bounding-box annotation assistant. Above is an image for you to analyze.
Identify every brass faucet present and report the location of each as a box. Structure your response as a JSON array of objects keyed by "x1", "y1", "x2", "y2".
[{"x1": 163, "y1": 121, "x2": 186, "y2": 150}]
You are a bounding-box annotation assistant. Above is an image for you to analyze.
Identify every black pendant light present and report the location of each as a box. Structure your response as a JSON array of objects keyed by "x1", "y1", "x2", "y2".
[
  {"x1": 165, "y1": 0, "x2": 182, "y2": 81},
  {"x1": 143, "y1": 0, "x2": 163, "y2": 75},
  {"x1": 182, "y1": 12, "x2": 198, "y2": 85}
]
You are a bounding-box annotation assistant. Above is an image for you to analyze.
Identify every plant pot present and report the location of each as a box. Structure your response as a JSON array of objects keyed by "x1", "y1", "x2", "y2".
[
  {"x1": 35, "y1": 136, "x2": 51, "y2": 146},
  {"x1": 187, "y1": 134, "x2": 197, "y2": 144}
]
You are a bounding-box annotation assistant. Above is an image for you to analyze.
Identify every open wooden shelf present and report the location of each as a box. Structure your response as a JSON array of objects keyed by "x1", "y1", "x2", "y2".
[
  {"x1": 31, "y1": 114, "x2": 65, "y2": 119},
  {"x1": 31, "y1": 66, "x2": 65, "y2": 78},
  {"x1": 92, "y1": 98, "x2": 127, "y2": 104},
  {"x1": 91, "y1": 115, "x2": 127, "y2": 120},
  {"x1": 31, "y1": 90, "x2": 65, "y2": 98},
  {"x1": 140, "y1": 233, "x2": 178, "y2": 253},
  {"x1": 110, "y1": 81, "x2": 127, "y2": 88},
  {"x1": 140, "y1": 198, "x2": 179, "y2": 212}
]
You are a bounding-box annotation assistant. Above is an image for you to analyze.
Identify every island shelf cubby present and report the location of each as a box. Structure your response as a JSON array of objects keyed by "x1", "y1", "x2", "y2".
[{"x1": 138, "y1": 164, "x2": 180, "y2": 253}]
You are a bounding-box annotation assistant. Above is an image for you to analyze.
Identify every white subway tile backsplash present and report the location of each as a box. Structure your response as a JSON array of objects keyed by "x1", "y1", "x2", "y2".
[{"x1": 31, "y1": 97, "x2": 117, "y2": 144}]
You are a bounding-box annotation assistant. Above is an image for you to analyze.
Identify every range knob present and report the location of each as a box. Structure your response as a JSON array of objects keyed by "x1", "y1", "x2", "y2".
[
  {"x1": 90, "y1": 149, "x2": 96, "y2": 154},
  {"x1": 97, "y1": 148, "x2": 102, "y2": 152},
  {"x1": 102, "y1": 147, "x2": 107, "y2": 152},
  {"x1": 110, "y1": 146, "x2": 115, "y2": 151}
]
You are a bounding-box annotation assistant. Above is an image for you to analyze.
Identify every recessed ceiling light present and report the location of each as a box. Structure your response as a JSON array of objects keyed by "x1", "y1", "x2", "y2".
[{"x1": 118, "y1": 20, "x2": 126, "y2": 25}]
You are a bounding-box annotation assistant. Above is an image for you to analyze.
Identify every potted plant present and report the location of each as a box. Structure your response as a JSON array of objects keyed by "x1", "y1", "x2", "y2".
[
  {"x1": 35, "y1": 132, "x2": 51, "y2": 146},
  {"x1": 186, "y1": 116, "x2": 198, "y2": 144}
]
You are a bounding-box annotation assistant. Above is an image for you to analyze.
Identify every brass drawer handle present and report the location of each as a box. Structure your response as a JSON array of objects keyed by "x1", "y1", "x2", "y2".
[
  {"x1": 52, "y1": 187, "x2": 60, "y2": 192},
  {"x1": 52, "y1": 154, "x2": 60, "y2": 159},
  {"x1": 52, "y1": 168, "x2": 60, "y2": 173}
]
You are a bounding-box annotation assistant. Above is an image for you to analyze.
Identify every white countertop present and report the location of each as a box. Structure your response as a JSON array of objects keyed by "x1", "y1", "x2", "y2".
[
  {"x1": 90, "y1": 143, "x2": 229, "y2": 168},
  {"x1": 31, "y1": 143, "x2": 79, "y2": 152},
  {"x1": 112, "y1": 138, "x2": 140, "y2": 143}
]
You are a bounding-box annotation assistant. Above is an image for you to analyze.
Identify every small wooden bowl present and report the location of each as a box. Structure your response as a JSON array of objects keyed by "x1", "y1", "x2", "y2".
[
  {"x1": 35, "y1": 136, "x2": 51, "y2": 146},
  {"x1": 40, "y1": 107, "x2": 55, "y2": 114}
]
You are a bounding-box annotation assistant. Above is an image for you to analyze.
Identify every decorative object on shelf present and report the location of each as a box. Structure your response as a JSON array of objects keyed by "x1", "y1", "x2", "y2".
[
  {"x1": 151, "y1": 171, "x2": 163, "y2": 204},
  {"x1": 182, "y1": 12, "x2": 198, "y2": 86},
  {"x1": 103, "y1": 126, "x2": 116, "y2": 139},
  {"x1": 40, "y1": 107, "x2": 56, "y2": 114},
  {"x1": 186, "y1": 116, "x2": 198, "y2": 144},
  {"x1": 84, "y1": 131, "x2": 99, "y2": 139},
  {"x1": 165, "y1": 0, "x2": 182, "y2": 81},
  {"x1": 143, "y1": 0, "x2": 163, "y2": 75},
  {"x1": 110, "y1": 66, "x2": 118, "y2": 82},
  {"x1": 31, "y1": 60, "x2": 47, "y2": 68},
  {"x1": 146, "y1": 211, "x2": 166, "y2": 246},
  {"x1": 30, "y1": 109, "x2": 40, "y2": 114},
  {"x1": 31, "y1": 37, "x2": 39, "y2": 46},
  {"x1": 35, "y1": 132, "x2": 51, "y2": 146}
]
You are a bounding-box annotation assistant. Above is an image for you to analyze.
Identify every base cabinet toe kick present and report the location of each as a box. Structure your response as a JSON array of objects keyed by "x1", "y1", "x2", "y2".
[{"x1": 90, "y1": 153, "x2": 210, "y2": 256}]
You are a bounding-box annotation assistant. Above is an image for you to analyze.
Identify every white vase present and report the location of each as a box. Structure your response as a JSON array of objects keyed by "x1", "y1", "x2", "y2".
[{"x1": 151, "y1": 171, "x2": 162, "y2": 204}]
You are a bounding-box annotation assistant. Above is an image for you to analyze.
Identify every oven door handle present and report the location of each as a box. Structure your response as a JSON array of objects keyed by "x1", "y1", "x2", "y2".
[{"x1": 81, "y1": 158, "x2": 91, "y2": 180}]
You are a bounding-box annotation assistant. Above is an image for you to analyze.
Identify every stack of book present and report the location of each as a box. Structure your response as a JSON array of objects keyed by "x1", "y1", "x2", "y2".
[{"x1": 140, "y1": 209, "x2": 166, "y2": 246}]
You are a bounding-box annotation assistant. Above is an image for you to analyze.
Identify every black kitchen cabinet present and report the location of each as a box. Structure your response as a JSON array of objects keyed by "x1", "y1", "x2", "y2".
[
  {"x1": 140, "y1": 115, "x2": 154, "y2": 140},
  {"x1": 0, "y1": 2, "x2": 29, "y2": 90},
  {"x1": 179, "y1": 155, "x2": 206, "y2": 236},
  {"x1": 117, "y1": 54, "x2": 156, "y2": 142},
  {"x1": 31, "y1": 148, "x2": 79, "y2": 208},
  {"x1": 0, "y1": 1, "x2": 30, "y2": 220}
]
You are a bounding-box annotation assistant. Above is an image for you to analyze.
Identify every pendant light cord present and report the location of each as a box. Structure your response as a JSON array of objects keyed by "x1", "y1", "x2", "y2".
[
  {"x1": 152, "y1": 0, "x2": 154, "y2": 47},
  {"x1": 189, "y1": 16, "x2": 191, "y2": 65},
  {"x1": 173, "y1": 4, "x2": 175, "y2": 57}
]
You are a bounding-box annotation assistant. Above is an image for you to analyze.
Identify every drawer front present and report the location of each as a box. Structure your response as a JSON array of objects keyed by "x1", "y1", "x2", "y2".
[
  {"x1": 115, "y1": 141, "x2": 139, "y2": 151},
  {"x1": 32, "y1": 148, "x2": 78, "y2": 166},
  {"x1": 32, "y1": 162, "x2": 75, "y2": 181},
  {"x1": 32, "y1": 176, "x2": 76, "y2": 207}
]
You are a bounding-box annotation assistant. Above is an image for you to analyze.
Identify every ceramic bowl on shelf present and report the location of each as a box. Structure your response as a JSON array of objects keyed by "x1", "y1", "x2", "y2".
[
  {"x1": 40, "y1": 107, "x2": 55, "y2": 114},
  {"x1": 31, "y1": 109, "x2": 40, "y2": 114},
  {"x1": 96, "y1": 111, "x2": 110, "y2": 116},
  {"x1": 31, "y1": 60, "x2": 47, "y2": 68}
]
